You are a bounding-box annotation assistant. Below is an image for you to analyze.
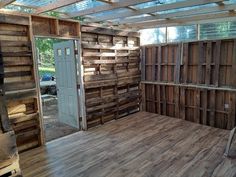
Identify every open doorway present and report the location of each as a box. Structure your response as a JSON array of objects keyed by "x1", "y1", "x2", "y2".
[{"x1": 35, "y1": 37, "x2": 80, "y2": 142}]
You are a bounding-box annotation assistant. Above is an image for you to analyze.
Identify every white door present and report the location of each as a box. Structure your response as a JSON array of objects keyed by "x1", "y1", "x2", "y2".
[{"x1": 53, "y1": 41, "x2": 79, "y2": 129}]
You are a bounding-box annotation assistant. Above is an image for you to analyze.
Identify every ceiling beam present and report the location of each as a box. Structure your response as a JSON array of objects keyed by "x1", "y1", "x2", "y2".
[
  {"x1": 36, "y1": 0, "x2": 83, "y2": 14},
  {"x1": 89, "y1": 0, "x2": 226, "y2": 22},
  {"x1": 116, "y1": 3, "x2": 236, "y2": 25},
  {"x1": 129, "y1": 11, "x2": 236, "y2": 29},
  {"x1": 0, "y1": 0, "x2": 16, "y2": 9},
  {"x1": 68, "y1": 0, "x2": 153, "y2": 18}
]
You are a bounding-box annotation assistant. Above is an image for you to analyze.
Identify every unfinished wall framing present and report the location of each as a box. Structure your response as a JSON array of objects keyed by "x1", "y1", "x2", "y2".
[
  {"x1": 0, "y1": 13, "x2": 43, "y2": 152},
  {"x1": 81, "y1": 26, "x2": 141, "y2": 128},
  {"x1": 0, "y1": 12, "x2": 82, "y2": 152},
  {"x1": 141, "y1": 39, "x2": 236, "y2": 129}
]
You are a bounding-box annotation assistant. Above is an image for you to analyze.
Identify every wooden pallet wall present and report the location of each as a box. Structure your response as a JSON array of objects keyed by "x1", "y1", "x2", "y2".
[
  {"x1": 31, "y1": 15, "x2": 80, "y2": 37},
  {"x1": 0, "y1": 13, "x2": 42, "y2": 152},
  {"x1": 142, "y1": 39, "x2": 236, "y2": 130},
  {"x1": 81, "y1": 26, "x2": 141, "y2": 128}
]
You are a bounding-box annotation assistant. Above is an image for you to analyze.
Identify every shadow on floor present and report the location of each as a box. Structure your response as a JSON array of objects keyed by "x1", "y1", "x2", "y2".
[{"x1": 42, "y1": 95, "x2": 78, "y2": 142}]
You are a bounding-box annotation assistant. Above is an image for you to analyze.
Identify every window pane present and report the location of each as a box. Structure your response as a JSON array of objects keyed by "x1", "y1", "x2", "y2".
[
  {"x1": 57, "y1": 49, "x2": 62, "y2": 56},
  {"x1": 167, "y1": 25, "x2": 197, "y2": 42},
  {"x1": 200, "y1": 21, "x2": 236, "y2": 40},
  {"x1": 140, "y1": 28, "x2": 166, "y2": 45},
  {"x1": 65, "y1": 48, "x2": 71, "y2": 56}
]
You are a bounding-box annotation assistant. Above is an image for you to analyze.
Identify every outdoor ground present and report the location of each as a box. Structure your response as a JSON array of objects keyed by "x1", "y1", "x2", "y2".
[{"x1": 42, "y1": 96, "x2": 78, "y2": 142}]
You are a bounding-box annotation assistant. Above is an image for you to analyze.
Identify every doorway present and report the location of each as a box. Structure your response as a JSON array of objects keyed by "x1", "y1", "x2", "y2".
[{"x1": 35, "y1": 37, "x2": 80, "y2": 142}]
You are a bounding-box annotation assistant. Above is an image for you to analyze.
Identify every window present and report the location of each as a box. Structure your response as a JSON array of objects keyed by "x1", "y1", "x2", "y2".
[
  {"x1": 57, "y1": 49, "x2": 62, "y2": 56},
  {"x1": 167, "y1": 25, "x2": 197, "y2": 42},
  {"x1": 65, "y1": 48, "x2": 71, "y2": 56},
  {"x1": 140, "y1": 28, "x2": 166, "y2": 45},
  {"x1": 200, "y1": 21, "x2": 236, "y2": 40}
]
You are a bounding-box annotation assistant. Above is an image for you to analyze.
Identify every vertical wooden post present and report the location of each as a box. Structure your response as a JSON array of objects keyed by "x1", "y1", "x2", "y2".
[
  {"x1": 202, "y1": 89, "x2": 208, "y2": 125},
  {"x1": 175, "y1": 86, "x2": 180, "y2": 118},
  {"x1": 209, "y1": 90, "x2": 216, "y2": 127},
  {"x1": 141, "y1": 46, "x2": 146, "y2": 81},
  {"x1": 157, "y1": 84, "x2": 161, "y2": 114},
  {"x1": 157, "y1": 46, "x2": 162, "y2": 82},
  {"x1": 194, "y1": 89, "x2": 201, "y2": 124},
  {"x1": 151, "y1": 84, "x2": 155, "y2": 113},
  {"x1": 152, "y1": 47, "x2": 157, "y2": 81},
  {"x1": 183, "y1": 43, "x2": 189, "y2": 84},
  {"x1": 180, "y1": 87, "x2": 186, "y2": 120},
  {"x1": 214, "y1": 41, "x2": 221, "y2": 87},
  {"x1": 227, "y1": 92, "x2": 236, "y2": 130},
  {"x1": 141, "y1": 84, "x2": 146, "y2": 111},
  {"x1": 205, "y1": 42, "x2": 212, "y2": 86},
  {"x1": 231, "y1": 40, "x2": 236, "y2": 88},
  {"x1": 175, "y1": 43, "x2": 181, "y2": 84},
  {"x1": 198, "y1": 41, "x2": 204, "y2": 84},
  {"x1": 162, "y1": 85, "x2": 167, "y2": 115},
  {"x1": 29, "y1": 16, "x2": 45, "y2": 144}
]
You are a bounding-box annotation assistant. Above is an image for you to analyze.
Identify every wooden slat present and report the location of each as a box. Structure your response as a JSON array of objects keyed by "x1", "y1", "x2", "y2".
[
  {"x1": 0, "y1": 13, "x2": 29, "y2": 26},
  {"x1": 183, "y1": 43, "x2": 189, "y2": 83},
  {"x1": 205, "y1": 42, "x2": 212, "y2": 85},
  {"x1": 214, "y1": 41, "x2": 221, "y2": 86},
  {"x1": 175, "y1": 43, "x2": 181, "y2": 84},
  {"x1": 231, "y1": 39, "x2": 236, "y2": 88},
  {"x1": 198, "y1": 41, "x2": 204, "y2": 84}
]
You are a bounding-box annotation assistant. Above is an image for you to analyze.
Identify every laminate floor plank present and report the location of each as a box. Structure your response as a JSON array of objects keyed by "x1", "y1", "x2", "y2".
[{"x1": 20, "y1": 112, "x2": 236, "y2": 177}]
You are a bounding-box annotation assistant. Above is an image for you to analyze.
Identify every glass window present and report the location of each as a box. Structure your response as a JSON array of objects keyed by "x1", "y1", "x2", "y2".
[
  {"x1": 140, "y1": 28, "x2": 166, "y2": 45},
  {"x1": 57, "y1": 49, "x2": 62, "y2": 56},
  {"x1": 65, "y1": 48, "x2": 71, "y2": 56},
  {"x1": 200, "y1": 21, "x2": 236, "y2": 40},
  {"x1": 167, "y1": 25, "x2": 197, "y2": 42}
]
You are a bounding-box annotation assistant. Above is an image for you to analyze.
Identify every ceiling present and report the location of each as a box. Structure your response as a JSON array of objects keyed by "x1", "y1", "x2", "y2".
[{"x1": 0, "y1": 0, "x2": 236, "y2": 29}]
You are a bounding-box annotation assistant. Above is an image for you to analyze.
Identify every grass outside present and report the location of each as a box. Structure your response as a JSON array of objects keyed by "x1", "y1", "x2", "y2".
[{"x1": 39, "y1": 67, "x2": 55, "y2": 78}]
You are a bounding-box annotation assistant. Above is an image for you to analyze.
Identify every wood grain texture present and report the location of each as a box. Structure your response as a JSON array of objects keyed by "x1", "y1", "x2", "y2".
[{"x1": 20, "y1": 112, "x2": 236, "y2": 177}]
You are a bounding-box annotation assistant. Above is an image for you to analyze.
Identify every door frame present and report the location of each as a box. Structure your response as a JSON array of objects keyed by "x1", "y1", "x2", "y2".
[{"x1": 32, "y1": 35, "x2": 87, "y2": 145}]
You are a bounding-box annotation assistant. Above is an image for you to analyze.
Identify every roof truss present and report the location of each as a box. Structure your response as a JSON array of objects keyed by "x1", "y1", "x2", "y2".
[
  {"x1": 0, "y1": 0, "x2": 236, "y2": 30},
  {"x1": 36, "y1": 0, "x2": 84, "y2": 14},
  {"x1": 0, "y1": 0, "x2": 16, "y2": 9}
]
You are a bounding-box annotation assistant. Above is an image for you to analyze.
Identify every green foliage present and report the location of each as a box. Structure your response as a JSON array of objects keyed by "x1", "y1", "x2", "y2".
[
  {"x1": 35, "y1": 38, "x2": 63, "y2": 68},
  {"x1": 45, "y1": 11, "x2": 61, "y2": 18},
  {"x1": 38, "y1": 67, "x2": 55, "y2": 78}
]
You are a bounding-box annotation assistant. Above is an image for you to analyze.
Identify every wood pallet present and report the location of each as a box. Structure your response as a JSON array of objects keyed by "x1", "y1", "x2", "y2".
[
  {"x1": 141, "y1": 39, "x2": 236, "y2": 129},
  {"x1": 81, "y1": 26, "x2": 141, "y2": 128},
  {"x1": 0, "y1": 33, "x2": 22, "y2": 176},
  {"x1": 0, "y1": 13, "x2": 42, "y2": 152}
]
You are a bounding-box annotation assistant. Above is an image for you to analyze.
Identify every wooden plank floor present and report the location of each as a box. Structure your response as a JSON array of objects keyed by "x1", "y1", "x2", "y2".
[{"x1": 20, "y1": 112, "x2": 236, "y2": 177}]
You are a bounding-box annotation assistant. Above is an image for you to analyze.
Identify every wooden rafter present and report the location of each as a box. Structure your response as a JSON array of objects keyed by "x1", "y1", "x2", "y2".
[
  {"x1": 0, "y1": 0, "x2": 16, "y2": 9},
  {"x1": 36, "y1": 0, "x2": 84, "y2": 14},
  {"x1": 115, "y1": 3, "x2": 236, "y2": 25},
  {"x1": 68, "y1": 0, "x2": 153, "y2": 18},
  {"x1": 89, "y1": 0, "x2": 225, "y2": 22},
  {"x1": 130, "y1": 11, "x2": 236, "y2": 29}
]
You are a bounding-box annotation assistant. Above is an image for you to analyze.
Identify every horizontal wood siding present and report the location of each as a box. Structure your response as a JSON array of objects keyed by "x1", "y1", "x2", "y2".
[
  {"x1": 142, "y1": 39, "x2": 236, "y2": 130},
  {"x1": 81, "y1": 26, "x2": 141, "y2": 128}
]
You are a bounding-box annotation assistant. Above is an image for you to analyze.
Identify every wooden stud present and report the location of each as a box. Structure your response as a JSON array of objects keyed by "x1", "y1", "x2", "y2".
[
  {"x1": 183, "y1": 43, "x2": 189, "y2": 83},
  {"x1": 175, "y1": 43, "x2": 181, "y2": 84},
  {"x1": 214, "y1": 41, "x2": 221, "y2": 86},
  {"x1": 205, "y1": 42, "x2": 212, "y2": 86},
  {"x1": 231, "y1": 40, "x2": 236, "y2": 88}
]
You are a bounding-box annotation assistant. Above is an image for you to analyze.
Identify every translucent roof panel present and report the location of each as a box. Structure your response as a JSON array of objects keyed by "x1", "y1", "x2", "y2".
[
  {"x1": 14, "y1": 0, "x2": 58, "y2": 7},
  {"x1": 56, "y1": 0, "x2": 106, "y2": 13},
  {"x1": 134, "y1": 0, "x2": 185, "y2": 9},
  {"x1": 89, "y1": 8, "x2": 131, "y2": 18}
]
